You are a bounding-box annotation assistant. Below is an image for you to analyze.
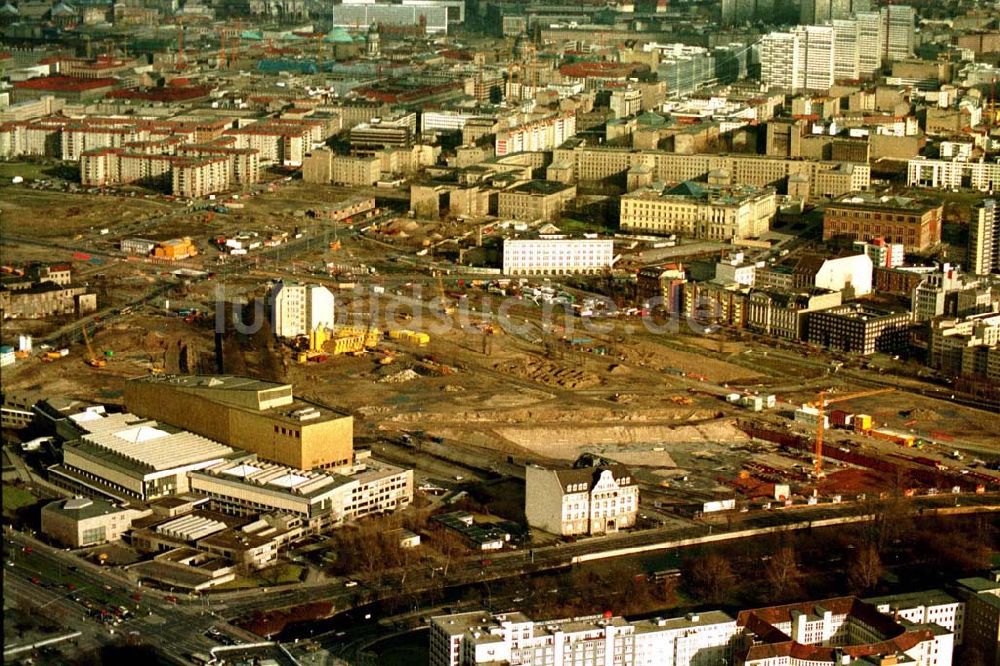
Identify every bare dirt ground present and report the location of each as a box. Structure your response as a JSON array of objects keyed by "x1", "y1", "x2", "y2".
[
  {"x1": 5, "y1": 180, "x2": 998, "y2": 505},
  {"x1": 0, "y1": 189, "x2": 173, "y2": 238}
]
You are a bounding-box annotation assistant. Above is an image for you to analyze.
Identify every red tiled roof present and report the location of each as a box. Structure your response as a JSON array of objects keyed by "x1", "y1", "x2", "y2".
[
  {"x1": 738, "y1": 597, "x2": 935, "y2": 663},
  {"x1": 439, "y1": 49, "x2": 473, "y2": 61},
  {"x1": 14, "y1": 75, "x2": 117, "y2": 92},
  {"x1": 105, "y1": 85, "x2": 210, "y2": 102}
]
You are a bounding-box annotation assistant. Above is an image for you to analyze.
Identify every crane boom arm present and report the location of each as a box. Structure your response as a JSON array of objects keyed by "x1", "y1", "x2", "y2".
[{"x1": 81, "y1": 325, "x2": 97, "y2": 362}]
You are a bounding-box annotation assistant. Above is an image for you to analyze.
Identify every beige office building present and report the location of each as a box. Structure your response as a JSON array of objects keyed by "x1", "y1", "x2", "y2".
[
  {"x1": 172, "y1": 157, "x2": 231, "y2": 198},
  {"x1": 621, "y1": 182, "x2": 776, "y2": 240},
  {"x1": 550, "y1": 143, "x2": 870, "y2": 198},
  {"x1": 497, "y1": 181, "x2": 576, "y2": 221},
  {"x1": 302, "y1": 148, "x2": 381, "y2": 186},
  {"x1": 525, "y1": 464, "x2": 638, "y2": 537},
  {"x1": 41, "y1": 497, "x2": 151, "y2": 547}
]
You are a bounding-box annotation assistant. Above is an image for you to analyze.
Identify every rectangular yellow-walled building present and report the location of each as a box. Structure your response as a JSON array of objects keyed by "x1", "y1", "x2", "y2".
[{"x1": 124, "y1": 375, "x2": 353, "y2": 471}]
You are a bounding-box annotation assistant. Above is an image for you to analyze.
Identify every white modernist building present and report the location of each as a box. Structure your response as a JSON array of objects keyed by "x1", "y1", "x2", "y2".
[
  {"x1": 502, "y1": 238, "x2": 615, "y2": 276},
  {"x1": 429, "y1": 610, "x2": 738, "y2": 666},
  {"x1": 270, "y1": 281, "x2": 335, "y2": 338},
  {"x1": 760, "y1": 26, "x2": 835, "y2": 92},
  {"x1": 331, "y1": 2, "x2": 449, "y2": 33},
  {"x1": 525, "y1": 464, "x2": 639, "y2": 536},
  {"x1": 760, "y1": 18, "x2": 886, "y2": 90},
  {"x1": 907, "y1": 158, "x2": 1000, "y2": 193},
  {"x1": 855, "y1": 11, "x2": 885, "y2": 76},
  {"x1": 429, "y1": 593, "x2": 959, "y2": 666},
  {"x1": 969, "y1": 199, "x2": 998, "y2": 276},
  {"x1": 866, "y1": 590, "x2": 966, "y2": 645},
  {"x1": 188, "y1": 455, "x2": 413, "y2": 523},
  {"x1": 495, "y1": 113, "x2": 577, "y2": 158},
  {"x1": 814, "y1": 253, "x2": 873, "y2": 297},
  {"x1": 57, "y1": 412, "x2": 235, "y2": 501}
]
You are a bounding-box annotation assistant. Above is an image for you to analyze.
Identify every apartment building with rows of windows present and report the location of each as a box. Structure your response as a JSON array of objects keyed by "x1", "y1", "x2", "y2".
[
  {"x1": 550, "y1": 142, "x2": 870, "y2": 197},
  {"x1": 823, "y1": 193, "x2": 943, "y2": 252},
  {"x1": 620, "y1": 181, "x2": 776, "y2": 240},
  {"x1": 502, "y1": 237, "x2": 614, "y2": 276}
]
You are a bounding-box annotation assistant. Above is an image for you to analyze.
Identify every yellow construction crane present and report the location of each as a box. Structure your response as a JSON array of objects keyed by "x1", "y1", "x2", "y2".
[
  {"x1": 81, "y1": 325, "x2": 105, "y2": 368},
  {"x1": 813, "y1": 387, "x2": 894, "y2": 476},
  {"x1": 435, "y1": 272, "x2": 454, "y2": 315}
]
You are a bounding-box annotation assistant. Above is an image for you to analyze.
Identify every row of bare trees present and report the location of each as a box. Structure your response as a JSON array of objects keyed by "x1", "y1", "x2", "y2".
[{"x1": 680, "y1": 497, "x2": 997, "y2": 607}]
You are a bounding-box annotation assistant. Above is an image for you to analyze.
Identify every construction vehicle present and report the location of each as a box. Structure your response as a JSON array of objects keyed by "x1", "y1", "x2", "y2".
[
  {"x1": 81, "y1": 326, "x2": 106, "y2": 368},
  {"x1": 812, "y1": 388, "x2": 894, "y2": 476},
  {"x1": 389, "y1": 329, "x2": 430, "y2": 346}
]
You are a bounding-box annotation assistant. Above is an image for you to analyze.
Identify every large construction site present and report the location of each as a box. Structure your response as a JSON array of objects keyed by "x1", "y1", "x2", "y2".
[{"x1": 3, "y1": 177, "x2": 1000, "y2": 524}]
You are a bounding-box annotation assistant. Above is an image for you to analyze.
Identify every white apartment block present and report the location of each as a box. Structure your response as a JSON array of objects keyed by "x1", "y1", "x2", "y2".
[
  {"x1": 854, "y1": 239, "x2": 905, "y2": 269},
  {"x1": 928, "y1": 312, "x2": 1000, "y2": 380},
  {"x1": 62, "y1": 124, "x2": 143, "y2": 161},
  {"x1": 832, "y1": 19, "x2": 861, "y2": 80},
  {"x1": 172, "y1": 157, "x2": 232, "y2": 199},
  {"x1": 429, "y1": 610, "x2": 738, "y2": 666},
  {"x1": 525, "y1": 464, "x2": 638, "y2": 536},
  {"x1": 502, "y1": 238, "x2": 615, "y2": 276},
  {"x1": 175, "y1": 146, "x2": 261, "y2": 186},
  {"x1": 80, "y1": 148, "x2": 248, "y2": 198},
  {"x1": 866, "y1": 590, "x2": 966, "y2": 644},
  {"x1": 226, "y1": 120, "x2": 323, "y2": 167},
  {"x1": 432, "y1": 592, "x2": 960, "y2": 666},
  {"x1": 969, "y1": 199, "x2": 998, "y2": 276},
  {"x1": 761, "y1": 26, "x2": 835, "y2": 92},
  {"x1": 610, "y1": 88, "x2": 643, "y2": 119},
  {"x1": 760, "y1": 31, "x2": 800, "y2": 91},
  {"x1": 270, "y1": 281, "x2": 335, "y2": 338},
  {"x1": 855, "y1": 11, "x2": 884, "y2": 75},
  {"x1": 495, "y1": 113, "x2": 577, "y2": 157},
  {"x1": 907, "y1": 158, "x2": 1000, "y2": 192}
]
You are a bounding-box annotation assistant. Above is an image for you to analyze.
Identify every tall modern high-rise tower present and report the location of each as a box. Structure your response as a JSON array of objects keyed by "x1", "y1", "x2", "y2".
[
  {"x1": 969, "y1": 200, "x2": 999, "y2": 276},
  {"x1": 855, "y1": 11, "x2": 884, "y2": 76},
  {"x1": 800, "y1": 0, "x2": 869, "y2": 24},
  {"x1": 881, "y1": 5, "x2": 915, "y2": 61},
  {"x1": 760, "y1": 25, "x2": 836, "y2": 92}
]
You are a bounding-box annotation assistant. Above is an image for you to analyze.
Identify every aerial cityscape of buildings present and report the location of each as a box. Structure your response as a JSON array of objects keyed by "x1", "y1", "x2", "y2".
[{"x1": 1, "y1": 0, "x2": 1000, "y2": 664}]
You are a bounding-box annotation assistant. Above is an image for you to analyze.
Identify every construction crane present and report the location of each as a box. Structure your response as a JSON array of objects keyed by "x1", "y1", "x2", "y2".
[
  {"x1": 435, "y1": 272, "x2": 454, "y2": 315},
  {"x1": 176, "y1": 19, "x2": 187, "y2": 71},
  {"x1": 81, "y1": 325, "x2": 106, "y2": 368},
  {"x1": 813, "y1": 388, "x2": 895, "y2": 477}
]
